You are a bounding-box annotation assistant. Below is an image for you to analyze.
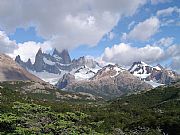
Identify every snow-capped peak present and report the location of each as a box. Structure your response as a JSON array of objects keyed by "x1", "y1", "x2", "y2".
[
  {"x1": 71, "y1": 64, "x2": 101, "y2": 81},
  {"x1": 91, "y1": 64, "x2": 125, "y2": 80},
  {"x1": 129, "y1": 61, "x2": 153, "y2": 79}
]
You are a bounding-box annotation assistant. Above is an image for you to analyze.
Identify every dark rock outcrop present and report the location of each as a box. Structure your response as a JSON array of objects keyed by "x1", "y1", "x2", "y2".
[{"x1": 56, "y1": 73, "x2": 75, "y2": 89}]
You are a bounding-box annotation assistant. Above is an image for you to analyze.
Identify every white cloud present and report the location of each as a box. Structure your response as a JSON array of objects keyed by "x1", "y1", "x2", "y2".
[
  {"x1": 0, "y1": 30, "x2": 51, "y2": 62},
  {"x1": 102, "y1": 43, "x2": 164, "y2": 66},
  {"x1": 161, "y1": 19, "x2": 175, "y2": 26},
  {"x1": 107, "y1": 32, "x2": 115, "y2": 40},
  {"x1": 0, "y1": 0, "x2": 147, "y2": 52},
  {"x1": 151, "y1": 0, "x2": 171, "y2": 5},
  {"x1": 9, "y1": 41, "x2": 52, "y2": 63},
  {"x1": 0, "y1": 31, "x2": 17, "y2": 53},
  {"x1": 125, "y1": 17, "x2": 160, "y2": 41},
  {"x1": 157, "y1": 6, "x2": 180, "y2": 17},
  {"x1": 121, "y1": 33, "x2": 128, "y2": 41},
  {"x1": 154, "y1": 37, "x2": 174, "y2": 47},
  {"x1": 166, "y1": 44, "x2": 180, "y2": 58},
  {"x1": 128, "y1": 21, "x2": 135, "y2": 30}
]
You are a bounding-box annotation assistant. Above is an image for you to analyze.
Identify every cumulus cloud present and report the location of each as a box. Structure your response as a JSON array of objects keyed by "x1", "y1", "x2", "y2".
[
  {"x1": 102, "y1": 43, "x2": 165, "y2": 66},
  {"x1": 107, "y1": 32, "x2": 115, "y2": 40},
  {"x1": 10, "y1": 41, "x2": 52, "y2": 63},
  {"x1": 0, "y1": 30, "x2": 51, "y2": 63},
  {"x1": 157, "y1": 6, "x2": 180, "y2": 17},
  {"x1": 0, "y1": 31, "x2": 17, "y2": 53},
  {"x1": 124, "y1": 17, "x2": 160, "y2": 41},
  {"x1": 0, "y1": 0, "x2": 147, "y2": 52}
]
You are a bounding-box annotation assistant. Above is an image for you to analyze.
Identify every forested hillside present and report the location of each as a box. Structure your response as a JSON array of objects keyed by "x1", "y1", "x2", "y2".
[{"x1": 0, "y1": 81, "x2": 179, "y2": 134}]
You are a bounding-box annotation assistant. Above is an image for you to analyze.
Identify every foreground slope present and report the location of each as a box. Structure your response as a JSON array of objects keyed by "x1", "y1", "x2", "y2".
[
  {"x1": 0, "y1": 78, "x2": 179, "y2": 134},
  {"x1": 0, "y1": 54, "x2": 43, "y2": 82}
]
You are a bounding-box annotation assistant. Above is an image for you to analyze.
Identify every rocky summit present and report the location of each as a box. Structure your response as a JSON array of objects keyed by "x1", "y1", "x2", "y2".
[
  {"x1": 58, "y1": 64, "x2": 152, "y2": 99},
  {"x1": 129, "y1": 61, "x2": 180, "y2": 85}
]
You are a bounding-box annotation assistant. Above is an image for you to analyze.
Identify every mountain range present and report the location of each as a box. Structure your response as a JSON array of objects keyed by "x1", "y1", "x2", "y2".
[{"x1": 14, "y1": 48, "x2": 179, "y2": 99}]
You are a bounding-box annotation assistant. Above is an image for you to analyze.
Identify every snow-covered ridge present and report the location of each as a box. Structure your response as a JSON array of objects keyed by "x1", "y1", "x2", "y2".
[
  {"x1": 129, "y1": 61, "x2": 162, "y2": 79},
  {"x1": 71, "y1": 64, "x2": 101, "y2": 81}
]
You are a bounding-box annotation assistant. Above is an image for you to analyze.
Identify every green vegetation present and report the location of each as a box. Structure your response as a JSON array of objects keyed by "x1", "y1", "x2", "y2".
[{"x1": 0, "y1": 81, "x2": 180, "y2": 134}]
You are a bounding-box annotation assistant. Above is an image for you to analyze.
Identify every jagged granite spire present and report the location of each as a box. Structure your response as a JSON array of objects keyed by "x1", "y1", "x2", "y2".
[
  {"x1": 33, "y1": 48, "x2": 44, "y2": 72},
  {"x1": 26, "y1": 58, "x2": 33, "y2": 70},
  {"x1": 15, "y1": 55, "x2": 22, "y2": 63},
  {"x1": 53, "y1": 48, "x2": 71, "y2": 64},
  {"x1": 15, "y1": 55, "x2": 26, "y2": 68}
]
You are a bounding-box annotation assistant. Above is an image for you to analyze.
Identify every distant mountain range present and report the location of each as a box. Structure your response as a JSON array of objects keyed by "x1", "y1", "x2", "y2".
[
  {"x1": 14, "y1": 48, "x2": 180, "y2": 99},
  {"x1": 60, "y1": 64, "x2": 152, "y2": 99}
]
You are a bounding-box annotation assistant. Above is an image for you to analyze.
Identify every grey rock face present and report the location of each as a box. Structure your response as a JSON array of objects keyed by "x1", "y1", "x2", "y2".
[
  {"x1": 52, "y1": 48, "x2": 71, "y2": 64},
  {"x1": 16, "y1": 48, "x2": 73, "y2": 74},
  {"x1": 146, "y1": 69, "x2": 179, "y2": 84},
  {"x1": 33, "y1": 48, "x2": 45, "y2": 72},
  {"x1": 71, "y1": 56, "x2": 99, "y2": 69},
  {"x1": 15, "y1": 55, "x2": 34, "y2": 70},
  {"x1": 26, "y1": 59, "x2": 34, "y2": 70},
  {"x1": 60, "y1": 49, "x2": 71, "y2": 64},
  {"x1": 56, "y1": 73, "x2": 75, "y2": 89}
]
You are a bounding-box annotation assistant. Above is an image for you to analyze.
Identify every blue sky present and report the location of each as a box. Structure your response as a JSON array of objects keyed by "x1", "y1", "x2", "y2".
[{"x1": 0, "y1": 0, "x2": 179, "y2": 72}]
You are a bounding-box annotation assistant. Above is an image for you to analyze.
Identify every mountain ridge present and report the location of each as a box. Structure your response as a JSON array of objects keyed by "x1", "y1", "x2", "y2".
[{"x1": 0, "y1": 53, "x2": 43, "y2": 83}]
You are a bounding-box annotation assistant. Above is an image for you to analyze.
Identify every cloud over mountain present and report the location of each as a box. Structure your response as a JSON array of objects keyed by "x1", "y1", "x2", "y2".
[
  {"x1": 0, "y1": 0, "x2": 147, "y2": 51},
  {"x1": 102, "y1": 43, "x2": 164, "y2": 66},
  {"x1": 0, "y1": 31, "x2": 17, "y2": 53}
]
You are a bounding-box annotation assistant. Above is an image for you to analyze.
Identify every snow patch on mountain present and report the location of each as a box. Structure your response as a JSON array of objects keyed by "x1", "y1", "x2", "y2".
[
  {"x1": 153, "y1": 66, "x2": 161, "y2": 71},
  {"x1": 53, "y1": 54, "x2": 62, "y2": 61},
  {"x1": 133, "y1": 72, "x2": 151, "y2": 79},
  {"x1": 110, "y1": 66, "x2": 125, "y2": 77},
  {"x1": 43, "y1": 58, "x2": 55, "y2": 65},
  {"x1": 29, "y1": 70, "x2": 68, "y2": 85},
  {"x1": 145, "y1": 80, "x2": 164, "y2": 88},
  {"x1": 71, "y1": 65, "x2": 101, "y2": 81}
]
